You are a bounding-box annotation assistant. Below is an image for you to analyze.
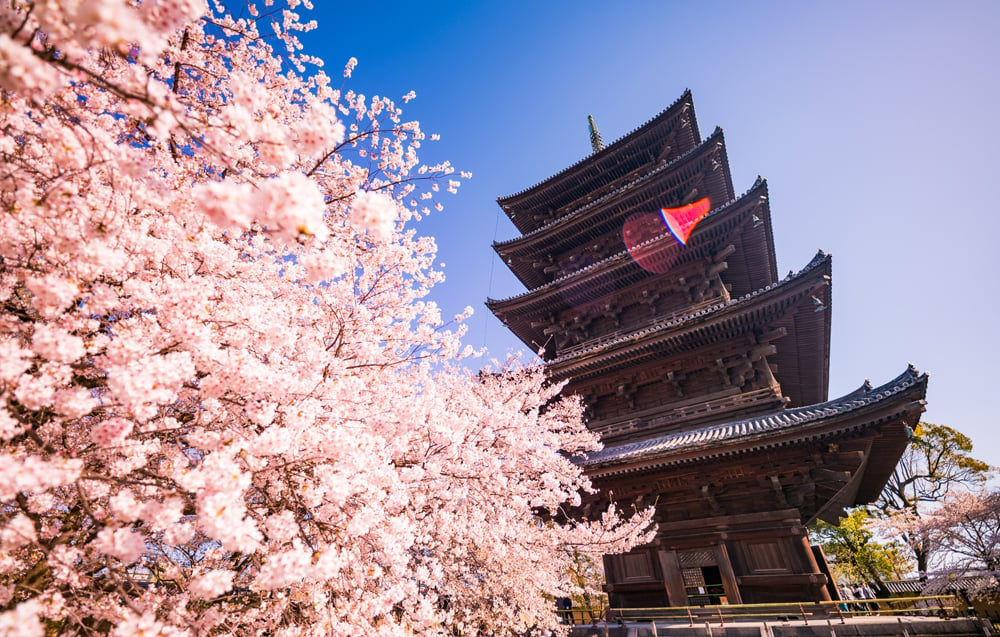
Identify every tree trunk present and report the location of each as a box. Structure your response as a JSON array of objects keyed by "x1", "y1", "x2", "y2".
[{"x1": 916, "y1": 544, "x2": 928, "y2": 581}]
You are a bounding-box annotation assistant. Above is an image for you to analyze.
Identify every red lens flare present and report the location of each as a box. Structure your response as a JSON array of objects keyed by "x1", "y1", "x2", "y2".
[
  {"x1": 623, "y1": 198, "x2": 711, "y2": 274},
  {"x1": 661, "y1": 198, "x2": 711, "y2": 246}
]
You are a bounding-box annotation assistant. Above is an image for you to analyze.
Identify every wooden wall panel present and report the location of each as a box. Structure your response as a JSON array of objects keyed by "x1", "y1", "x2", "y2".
[
  {"x1": 744, "y1": 541, "x2": 790, "y2": 574},
  {"x1": 621, "y1": 552, "x2": 655, "y2": 581}
]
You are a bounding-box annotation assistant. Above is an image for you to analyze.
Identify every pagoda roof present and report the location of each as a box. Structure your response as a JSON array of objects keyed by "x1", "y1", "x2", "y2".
[
  {"x1": 547, "y1": 251, "x2": 833, "y2": 406},
  {"x1": 487, "y1": 179, "x2": 778, "y2": 351},
  {"x1": 581, "y1": 365, "x2": 928, "y2": 486},
  {"x1": 498, "y1": 90, "x2": 701, "y2": 235},
  {"x1": 494, "y1": 129, "x2": 735, "y2": 289}
]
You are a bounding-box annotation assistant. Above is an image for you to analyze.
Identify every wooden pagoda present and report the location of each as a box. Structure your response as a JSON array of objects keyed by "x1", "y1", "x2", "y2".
[{"x1": 487, "y1": 91, "x2": 928, "y2": 606}]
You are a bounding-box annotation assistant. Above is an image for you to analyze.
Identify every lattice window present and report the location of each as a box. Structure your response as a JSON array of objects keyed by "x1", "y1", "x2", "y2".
[
  {"x1": 681, "y1": 568, "x2": 705, "y2": 588},
  {"x1": 678, "y1": 549, "x2": 715, "y2": 567}
]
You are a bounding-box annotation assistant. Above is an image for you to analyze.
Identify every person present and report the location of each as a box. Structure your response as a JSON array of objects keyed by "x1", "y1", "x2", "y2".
[
  {"x1": 555, "y1": 597, "x2": 572, "y2": 625},
  {"x1": 839, "y1": 585, "x2": 855, "y2": 613},
  {"x1": 853, "y1": 583, "x2": 876, "y2": 613}
]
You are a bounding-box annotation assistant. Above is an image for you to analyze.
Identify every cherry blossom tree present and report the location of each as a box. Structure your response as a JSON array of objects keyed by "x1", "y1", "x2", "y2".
[
  {"x1": 878, "y1": 488, "x2": 1000, "y2": 601},
  {"x1": 0, "y1": 2, "x2": 653, "y2": 635},
  {"x1": 922, "y1": 488, "x2": 1000, "y2": 602},
  {"x1": 873, "y1": 423, "x2": 992, "y2": 577},
  {"x1": 914, "y1": 488, "x2": 1000, "y2": 574}
]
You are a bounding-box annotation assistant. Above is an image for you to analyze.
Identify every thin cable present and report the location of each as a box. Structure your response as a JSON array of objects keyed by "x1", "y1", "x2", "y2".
[{"x1": 484, "y1": 204, "x2": 502, "y2": 348}]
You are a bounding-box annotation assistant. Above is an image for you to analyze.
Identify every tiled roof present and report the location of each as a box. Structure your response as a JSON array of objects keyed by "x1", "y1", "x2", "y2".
[
  {"x1": 884, "y1": 575, "x2": 999, "y2": 595},
  {"x1": 493, "y1": 128, "x2": 726, "y2": 251},
  {"x1": 581, "y1": 364, "x2": 927, "y2": 468},
  {"x1": 487, "y1": 177, "x2": 768, "y2": 309},
  {"x1": 550, "y1": 249, "x2": 829, "y2": 367}
]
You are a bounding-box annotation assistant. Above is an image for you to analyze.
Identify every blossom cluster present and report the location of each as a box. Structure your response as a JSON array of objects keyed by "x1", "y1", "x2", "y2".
[{"x1": 0, "y1": 2, "x2": 650, "y2": 636}]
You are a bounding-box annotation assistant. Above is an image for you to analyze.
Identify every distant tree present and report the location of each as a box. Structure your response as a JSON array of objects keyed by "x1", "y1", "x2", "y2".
[
  {"x1": 884, "y1": 488, "x2": 1000, "y2": 603},
  {"x1": 812, "y1": 508, "x2": 913, "y2": 596},
  {"x1": 920, "y1": 488, "x2": 1000, "y2": 573},
  {"x1": 874, "y1": 423, "x2": 993, "y2": 576},
  {"x1": 563, "y1": 552, "x2": 608, "y2": 621}
]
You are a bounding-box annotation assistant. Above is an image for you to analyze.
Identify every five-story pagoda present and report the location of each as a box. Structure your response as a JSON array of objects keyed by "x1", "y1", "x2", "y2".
[{"x1": 487, "y1": 91, "x2": 927, "y2": 606}]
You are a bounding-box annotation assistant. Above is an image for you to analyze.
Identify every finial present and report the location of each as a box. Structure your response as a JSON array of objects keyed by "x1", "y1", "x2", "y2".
[{"x1": 587, "y1": 115, "x2": 604, "y2": 153}]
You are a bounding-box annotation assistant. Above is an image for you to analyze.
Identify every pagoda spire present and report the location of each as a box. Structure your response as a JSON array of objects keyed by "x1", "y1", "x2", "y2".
[{"x1": 587, "y1": 114, "x2": 604, "y2": 153}]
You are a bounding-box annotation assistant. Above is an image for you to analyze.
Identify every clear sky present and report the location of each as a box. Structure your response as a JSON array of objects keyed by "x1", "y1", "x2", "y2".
[{"x1": 296, "y1": 1, "x2": 1000, "y2": 464}]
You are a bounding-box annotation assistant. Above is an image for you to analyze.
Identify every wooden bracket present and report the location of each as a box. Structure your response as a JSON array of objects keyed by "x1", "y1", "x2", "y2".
[{"x1": 770, "y1": 475, "x2": 788, "y2": 507}]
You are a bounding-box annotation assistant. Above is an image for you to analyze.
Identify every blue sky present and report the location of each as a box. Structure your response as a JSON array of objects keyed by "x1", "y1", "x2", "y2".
[{"x1": 296, "y1": 1, "x2": 1000, "y2": 464}]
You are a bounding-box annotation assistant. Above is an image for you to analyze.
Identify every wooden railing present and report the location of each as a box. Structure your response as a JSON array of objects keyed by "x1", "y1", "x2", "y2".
[{"x1": 559, "y1": 595, "x2": 961, "y2": 627}]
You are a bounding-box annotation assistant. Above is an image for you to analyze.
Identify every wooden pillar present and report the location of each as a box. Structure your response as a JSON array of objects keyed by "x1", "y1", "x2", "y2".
[
  {"x1": 657, "y1": 550, "x2": 688, "y2": 606},
  {"x1": 602, "y1": 554, "x2": 620, "y2": 608},
  {"x1": 713, "y1": 543, "x2": 743, "y2": 605},
  {"x1": 798, "y1": 534, "x2": 832, "y2": 601}
]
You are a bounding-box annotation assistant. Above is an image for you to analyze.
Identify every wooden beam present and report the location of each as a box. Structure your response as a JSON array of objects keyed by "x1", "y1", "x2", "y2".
[
  {"x1": 701, "y1": 485, "x2": 723, "y2": 515},
  {"x1": 787, "y1": 482, "x2": 815, "y2": 507},
  {"x1": 810, "y1": 468, "x2": 852, "y2": 483},
  {"x1": 714, "y1": 244, "x2": 737, "y2": 263},
  {"x1": 820, "y1": 450, "x2": 866, "y2": 466},
  {"x1": 770, "y1": 476, "x2": 788, "y2": 507}
]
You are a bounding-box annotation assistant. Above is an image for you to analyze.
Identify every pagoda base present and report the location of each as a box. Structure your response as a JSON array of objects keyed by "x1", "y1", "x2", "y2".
[{"x1": 605, "y1": 509, "x2": 836, "y2": 607}]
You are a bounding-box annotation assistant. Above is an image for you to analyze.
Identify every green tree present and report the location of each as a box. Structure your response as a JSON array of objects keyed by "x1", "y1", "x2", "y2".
[
  {"x1": 874, "y1": 423, "x2": 993, "y2": 576},
  {"x1": 812, "y1": 509, "x2": 913, "y2": 595},
  {"x1": 564, "y1": 552, "x2": 608, "y2": 622}
]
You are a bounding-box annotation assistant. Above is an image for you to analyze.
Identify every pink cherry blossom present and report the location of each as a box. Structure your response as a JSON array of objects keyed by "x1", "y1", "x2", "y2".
[
  {"x1": 258, "y1": 172, "x2": 330, "y2": 241},
  {"x1": 0, "y1": 408, "x2": 25, "y2": 441},
  {"x1": 91, "y1": 527, "x2": 146, "y2": 563},
  {"x1": 0, "y1": 34, "x2": 63, "y2": 97},
  {"x1": 0, "y1": 341, "x2": 31, "y2": 382},
  {"x1": 188, "y1": 569, "x2": 235, "y2": 601},
  {"x1": 0, "y1": 514, "x2": 36, "y2": 550},
  {"x1": 90, "y1": 418, "x2": 134, "y2": 447},
  {"x1": 0, "y1": 598, "x2": 43, "y2": 637},
  {"x1": 111, "y1": 613, "x2": 189, "y2": 637},
  {"x1": 192, "y1": 179, "x2": 257, "y2": 230},
  {"x1": 349, "y1": 189, "x2": 398, "y2": 241},
  {"x1": 24, "y1": 274, "x2": 78, "y2": 317},
  {"x1": 0, "y1": 2, "x2": 646, "y2": 635},
  {"x1": 31, "y1": 325, "x2": 85, "y2": 364}
]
